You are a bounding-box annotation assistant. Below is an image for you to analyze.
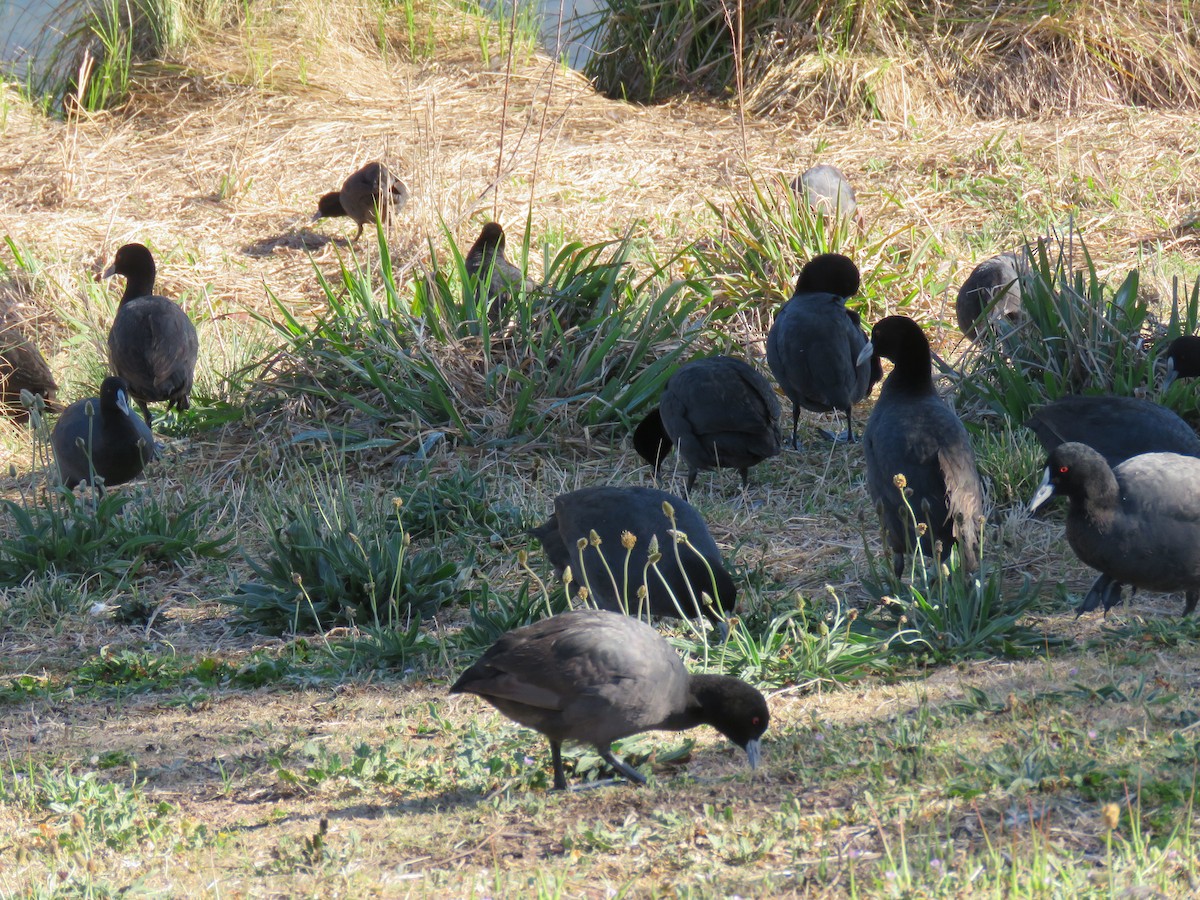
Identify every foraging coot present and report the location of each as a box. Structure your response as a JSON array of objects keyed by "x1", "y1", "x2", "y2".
[
  {"x1": 1029, "y1": 441, "x2": 1200, "y2": 616},
  {"x1": 767, "y1": 253, "x2": 880, "y2": 447},
  {"x1": 51, "y1": 376, "x2": 156, "y2": 488},
  {"x1": 955, "y1": 252, "x2": 1024, "y2": 341},
  {"x1": 790, "y1": 164, "x2": 862, "y2": 228},
  {"x1": 1163, "y1": 335, "x2": 1200, "y2": 390},
  {"x1": 103, "y1": 243, "x2": 199, "y2": 425},
  {"x1": 314, "y1": 161, "x2": 408, "y2": 240},
  {"x1": 451, "y1": 609, "x2": 769, "y2": 789},
  {"x1": 1025, "y1": 395, "x2": 1200, "y2": 467},
  {"x1": 530, "y1": 485, "x2": 736, "y2": 629},
  {"x1": 633, "y1": 355, "x2": 782, "y2": 491},
  {"x1": 859, "y1": 316, "x2": 984, "y2": 575},
  {"x1": 464, "y1": 222, "x2": 534, "y2": 323}
]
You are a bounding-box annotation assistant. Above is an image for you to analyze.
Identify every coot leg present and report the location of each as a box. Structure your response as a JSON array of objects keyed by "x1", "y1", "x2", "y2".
[
  {"x1": 550, "y1": 740, "x2": 568, "y2": 791},
  {"x1": 599, "y1": 747, "x2": 646, "y2": 786}
]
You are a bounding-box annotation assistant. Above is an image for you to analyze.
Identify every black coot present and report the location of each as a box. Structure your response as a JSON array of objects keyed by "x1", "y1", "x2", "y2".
[
  {"x1": 1163, "y1": 336, "x2": 1200, "y2": 389},
  {"x1": 859, "y1": 315, "x2": 984, "y2": 575},
  {"x1": 51, "y1": 376, "x2": 156, "y2": 488},
  {"x1": 633, "y1": 355, "x2": 781, "y2": 491},
  {"x1": 766, "y1": 253, "x2": 880, "y2": 447},
  {"x1": 1025, "y1": 395, "x2": 1200, "y2": 466},
  {"x1": 464, "y1": 222, "x2": 533, "y2": 322},
  {"x1": 451, "y1": 609, "x2": 769, "y2": 790},
  {"x1": 104, "y1": 243, "x2": 199, "y2": 425},
  {"x1": 955, "y1": 252, "x2": 1023, "y2": 340},
  {"x1": 790, "y1": 164, "x2": 862, "y2": 227},
  {"x1": 314, "y1": 161, "x2": 408, "y2": 240},
  {"x1": 530, "y1": 486, "x2": 736, "y2": 628},
  {"x1": 1029, "y1": 441, "x2": 1200, "y2": 616}
]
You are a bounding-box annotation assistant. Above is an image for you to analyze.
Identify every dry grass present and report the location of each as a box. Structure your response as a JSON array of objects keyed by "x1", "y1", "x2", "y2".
[{"x1": 1, "y1": 1, "x2": 1200, "y2": 896}]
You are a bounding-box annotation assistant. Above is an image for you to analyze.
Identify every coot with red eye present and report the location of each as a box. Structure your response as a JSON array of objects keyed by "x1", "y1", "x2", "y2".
[
  {"x1": 1029, "y1": 441, "x2": 1200, "y2": 616},
  {"x1": 858, "y1": 315, "x2": 984, "y2": 576},
  {"x1": 450, "y1": 609, "x2": 769, "y2": 790},
  {"x1": 1025, "y1": 395, "x2": 1200, "y2": 467}
]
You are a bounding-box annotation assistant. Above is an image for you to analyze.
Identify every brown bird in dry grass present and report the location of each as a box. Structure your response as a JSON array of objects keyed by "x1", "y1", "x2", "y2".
[
  {"x1": 103, "y1": 243, "x2": 199, "y2": 425},
  {"x1": 314, "y1": 162, "x2": 409, "y2": 240},
  {"x1": 451, "y1": 609, "x2": 769, "y2": 790},
  {"x1": 0, "y1": 302, "x2": 57, "y2": 419},
  {"x1": 465, "y1": 222, "x2": 534, "y2": 323}
]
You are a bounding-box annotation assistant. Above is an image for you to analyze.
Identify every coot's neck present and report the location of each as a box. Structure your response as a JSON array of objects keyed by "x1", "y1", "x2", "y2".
[
  {"x1": 661, "y1": 674, "x2": 731, "y2": 732},
  {"x1": 880, "y1": 345, "x2": 936, "y2": 397},
  {"x1": 1066, "y1": 465, "x2": 1120, "y2": 529},
  {"x1": 120, "y1": 270, "x2": 156, "y2": 303}
]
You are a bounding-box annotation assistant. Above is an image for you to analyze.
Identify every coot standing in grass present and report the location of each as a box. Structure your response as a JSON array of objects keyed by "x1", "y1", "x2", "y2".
[
  {"x1": 314, "y1": 161, "x2": 409, "y2": 240},
  {"x1": 51, "y1": 376, "x2": 156, "y2": 488},
  {"x1": 859, "y1": 315, "x2": 984, "y2": 575},
  {"x1": 1029, "y1": 442, "x2": 1200, "y2": 616},
  {"x1": 464, "y1": 222, "x2": 534, "y2": 323},
  {"x1": 955, "y1": 252, "x2": 1024, "y2": 340},
  {"x1": 1163, "y1": 335, "x2": 1200, "y2": 390},
  {"x1": 530, "y1": 485, "x2": 736, "y2": 629},
  {"x1": 766, "y1": 253, "x2": 880, "y2": 448},
  {"x1": 450, "y1": 609, "x2": 769, "y2": 790},
  {"x1": 1025, "y1": 395, "x2": 1200, "y2": 466},
  {"x1": 790, "y1": 164, "x2": 862, "y2": 228},
  {"x1": 0, "y1": 308, "x2": 56, "y2": 418},
  {"x1": 633, "y1": 355, "x2": 782, "y2": 492},
  {"x1": 103, "y1": 243, "x2": 199, "y2": 425}
]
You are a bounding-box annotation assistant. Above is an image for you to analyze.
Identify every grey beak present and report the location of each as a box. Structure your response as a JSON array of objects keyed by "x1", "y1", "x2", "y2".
[
  {"x1": 1028, "y1": 467, "x2": 1054, "y2": 513},
  {"x1": 101, "y1": 263, "x2": 116, "y2": 279},
  {"x1": 745, "y1": 738, "x2": 762, "y2": 770},
  {"x1": 116, "y1": 389, "x2": 132, "y2": 417},
  {"x1": 856, "y1": 341, "x2": 875, "y2": 366},
  {"x1": 1164, "y1": 358, "x2": 1178, "y2": 391}
]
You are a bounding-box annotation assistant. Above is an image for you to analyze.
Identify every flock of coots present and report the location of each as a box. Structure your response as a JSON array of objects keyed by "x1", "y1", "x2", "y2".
[{"x1": 9, "y1": 159, "x2": 1200, "y2": 792}]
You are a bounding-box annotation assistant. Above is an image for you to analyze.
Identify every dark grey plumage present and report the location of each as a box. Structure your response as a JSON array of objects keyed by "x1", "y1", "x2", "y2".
[
  {"x1": 633, "y1": 356, "x2": 782, "y2": 491},
  {"x1": 314, "y1": 161, "x2": 409, "y2": 240},
  {"x1": 103, "y1": 243, "x2": 199, "y2": 425},
  {"x1": 464, "y1": 222, "x2": 534, "y2": 322},
  {"x1": 529, "y1": 486, "x2": 736, "y2": 628},
  {"x1": 955, "y1": 252, "x2": 1024, "y2": 340},
  {"x1": 1163, "y1": 335, "x2": 1200, "y2": 390},
  {"x1": 51, "y1": 376, "x2": 156, "y2": 488},
  {"x1": 790, "y1": 164, "x2": 861, "y2": 226},
  {"x1": 1029, "y1": 442, "x2": 1200, "y2": 616},
  {"x1": 766, "y1": 253, "x2": 880, "y2": 447},
  {"x1": 450, "y1": 609, "x2": 769, "y2": 790},
  {"x1": 1025, "y1": 395, "x2": 1200, "y2": 467},
  {"x1": 860, "y1": 315, "x2": 984, "y2": 575}
]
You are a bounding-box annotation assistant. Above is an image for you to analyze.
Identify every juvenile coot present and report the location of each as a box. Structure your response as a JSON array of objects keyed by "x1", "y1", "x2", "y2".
[
  {"x1": 530, "y1": 485, "x2": 736, "y2": 628},
  {"x1": 790, "y1": 164, "x2": 862, "y2": 227},
  {"x1": 633, "y1": 355, "x2": 782, "y2": 491},
  {"x1": 859, "y1": 315, "x2": 984, "y2": 575},
  {"x1": 1025, "y1": 395, "x2": 1200, "y2": 466},
  {"x1": 51, "y1": 376, "x2": 156, "y2": 488},
  {"x1": 1163, "y1": 336, "x2": 1200, "y2": 390},
  {"x1": 464, "y1": 222, "x2": 533, "y2": 322},
  {"x1": 103, "y1": 243, "x2": 199, "y2": 424},
  {"x1": 955, "y1": 252, "x2": 1024, "y2": 340},
  {"x1": 314, "y1": 162, "x2": 409, "y2": 240},
  {"x1": 450, "y1": 609, "x2": 769, "y2": 790},
  {"x1": 0, "y1": 312, "x2": 56, "y2": 418},
  {"x1": 766, "y1": 253, "x2": 880, "y2": 447},
  {"x1": 1029, "y1": 442, "x2": 1200, "y2": 616}
]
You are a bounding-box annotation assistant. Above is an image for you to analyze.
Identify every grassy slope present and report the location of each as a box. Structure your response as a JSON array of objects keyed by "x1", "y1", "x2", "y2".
[{"x1": 1, "y1": 1, "x2": 1200, "y2": 896}]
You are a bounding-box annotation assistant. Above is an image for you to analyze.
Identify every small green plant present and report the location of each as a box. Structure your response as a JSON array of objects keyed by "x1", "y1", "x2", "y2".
[{"x1": 222, "y1": 473, "x2": 470, "y2": 633}]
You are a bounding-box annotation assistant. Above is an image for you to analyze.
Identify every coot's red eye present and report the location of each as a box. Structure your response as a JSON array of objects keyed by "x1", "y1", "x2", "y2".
[
  {"x1": 1058, "y1": 466, "x2": 1069, "y2": 474},
  {"x1": 752, "y1": 717, "x2": 761, "y2": 725}
]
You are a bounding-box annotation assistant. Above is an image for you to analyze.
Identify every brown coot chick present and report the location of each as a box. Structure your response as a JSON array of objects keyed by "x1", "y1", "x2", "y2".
[
  {"x1": 859, "y1": 315, "x2": 984, "y2": 575},
  {"x1": 766, "y1": 253, "x2": 880, "y2": 447},
  {"x1": 464, "y1": 222, "x2": 534, "y2": 323},
  {"x1": 633, "y1": 355, "x2": 781, "y2": 492},
  {"x1": 0, "y1": 311, "x2": 56, "y2": 418},
  {"x1": 314, "y1": 162, "x2": 409, "y2": 240},
  {"x1": 103, "y1": 243, "x2": 199, "y2": 425},
  {"x1": 450, "y1": 609, "x2": 769, "y2": 790},
  {"x1": 530, "y1": 486, "x2": 736, "y2": 629},
  {"x1": 955, "y1": 252, "x2": 1024, "y2": 340},
  {"x1": 1025, "y1": 395, "x2": 1200, "y2": 467},
  {"x1": 1029, "y1": 442, "x2": 1200, "y2": 616},
  {"x1": 790, "y1": 164, "x2": 863, "y2": 228},
  {"x1": 51, "y1": 376, "x2": 156, "y2": 488},
  {"x1": 1163, "y1": 335, "x2": 1200, "y2": 390}
]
